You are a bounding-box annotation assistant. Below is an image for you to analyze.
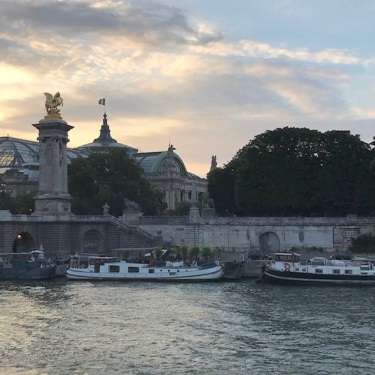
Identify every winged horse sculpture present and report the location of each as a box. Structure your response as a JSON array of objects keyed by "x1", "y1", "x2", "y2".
[{"x1": 44, "y1": 92, "x2": 63, "y2": 118}]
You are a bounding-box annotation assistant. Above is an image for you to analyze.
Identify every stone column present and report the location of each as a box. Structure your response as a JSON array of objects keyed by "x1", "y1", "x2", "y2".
[
  {"x1": 33, "y1": 119, "x2": 74, "y2": 215},
  {"x1": 189, "y1": 179, "x2": 200, "y2": 222}
]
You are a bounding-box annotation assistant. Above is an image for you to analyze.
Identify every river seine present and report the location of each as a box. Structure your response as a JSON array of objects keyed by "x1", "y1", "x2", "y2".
[{"x1": 1, "y1": 279, "x2": 374, "y2": 375}]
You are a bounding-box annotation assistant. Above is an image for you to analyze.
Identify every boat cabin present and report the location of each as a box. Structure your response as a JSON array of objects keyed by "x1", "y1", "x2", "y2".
[{"x1": 274, "y1": 253, "x2": 301, "y2": 263}]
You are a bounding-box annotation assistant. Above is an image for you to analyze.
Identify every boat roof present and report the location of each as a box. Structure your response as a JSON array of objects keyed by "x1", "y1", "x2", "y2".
[
  {"x1": 0, "y1": 252, "x2": 33, "y2": 256},
  {"x1": 274, "y1": 252, "x2": 301, "y2": 256}
]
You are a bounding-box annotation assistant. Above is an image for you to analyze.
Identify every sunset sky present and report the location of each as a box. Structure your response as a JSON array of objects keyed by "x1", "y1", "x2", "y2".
[{"x1": 1, "y1": 0, "x2": 375, "y2": 177}]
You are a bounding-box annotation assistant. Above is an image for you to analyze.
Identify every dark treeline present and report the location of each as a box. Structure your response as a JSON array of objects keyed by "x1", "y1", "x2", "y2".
[
  {"x1": 68, "y1": 149, "x2": 167, "y2": 217},
  {"x1": 208, "y1": 127, "x2": 375, "y2": 217}
]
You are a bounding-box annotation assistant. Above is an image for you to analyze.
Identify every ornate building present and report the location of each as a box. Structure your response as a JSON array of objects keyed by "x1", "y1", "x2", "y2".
[{"x1": 0, "y1": 113, "x2": 208, "y2": 210}]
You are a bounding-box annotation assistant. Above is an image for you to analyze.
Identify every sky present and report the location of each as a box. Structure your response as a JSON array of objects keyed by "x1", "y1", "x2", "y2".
[{"x1": 1, "y1": 0, "x2": 375, "y2": 177}]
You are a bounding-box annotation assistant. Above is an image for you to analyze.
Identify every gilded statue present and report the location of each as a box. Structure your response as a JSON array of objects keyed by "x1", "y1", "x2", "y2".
[{"x1": 44, "y1": 92, "x2": 63, "y2": 119}]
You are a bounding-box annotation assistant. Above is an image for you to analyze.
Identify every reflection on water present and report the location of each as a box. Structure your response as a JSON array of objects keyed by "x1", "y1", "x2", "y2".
[{"x1": 1, "y1": 279, "x2": 375, "y2": 375}]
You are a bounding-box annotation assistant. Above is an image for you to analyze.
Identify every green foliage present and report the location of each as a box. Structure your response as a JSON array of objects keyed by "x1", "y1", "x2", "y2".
[
  {"x1": 169, "y1": 247, "x2": 177, "y2": 254},
  {"x1": 209, "y1": 127, "x2": 375, "y2": 217},
  {"x1": 201, "y1": 246, "x2": 212, "y2": 259},
  {"x1": 349, "y1": 234, "x2": 375, "y2": 253},
  {"x1": 7, "y1": 192, "x2": 35, "y2": 214},
  {"x1": 180, "y1": 245, "x2": 188, "y2": 261},
  {"x1": 173, "y1": 201, "x2": 191, "y2": 216},
  {"x1": 122, "y1": 250, "x2": 130, "y2": 260},
  {"x1": 153, "y1": 245, "x2": 163, "y2": 260},
  {"x1": 208, "y1": 159, "x2": 241, "y2": 216},
  {"x1": 68, "y1": 149, "x2": 167, "y2": 216},
  {"x1": 188, "y1": 246, "x2": 200, "y2": 261}
]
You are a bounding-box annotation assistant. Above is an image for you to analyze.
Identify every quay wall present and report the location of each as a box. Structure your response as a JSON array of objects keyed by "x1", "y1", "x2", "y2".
[{"x1": 139, "y1": 216, "x2": 375, "y2": 253}]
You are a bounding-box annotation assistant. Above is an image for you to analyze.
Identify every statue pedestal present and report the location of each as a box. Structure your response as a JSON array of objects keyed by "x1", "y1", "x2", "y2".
[
  {"x1": 32, "y1": 118, "x2": 74, "y2": 215},
  {"x1": 123, "y1": 209, "x2": 142, "y2": 225},
  {"x1": 34, "y1": 194, "x2": 72, "y2": 216},
  {"x1": 189, "y1": 206, "x2": 200, "y2": 223}
]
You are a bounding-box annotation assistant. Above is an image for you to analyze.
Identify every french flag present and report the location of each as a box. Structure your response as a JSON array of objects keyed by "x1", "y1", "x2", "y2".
[{"x1": 98, "y1": 98, "x2": 105, "y2": 105}]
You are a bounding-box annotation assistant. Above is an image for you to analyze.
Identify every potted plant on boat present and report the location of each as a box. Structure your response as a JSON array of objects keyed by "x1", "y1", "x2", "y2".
[
  {"x1": 181, "y1": 245, "x2": 188, "y2": 262},
  {"x1": 154, "y1": 246, "x2": 163, "y2": 260},
  {"x1": 188, "y1": 246, "x2": 200, "y2": 262},
  {"x1": 201, "y1": 246, "x2": 212, "y2": 261}
]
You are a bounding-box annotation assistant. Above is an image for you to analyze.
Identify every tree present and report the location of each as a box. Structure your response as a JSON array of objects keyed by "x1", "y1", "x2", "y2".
[
  {"x1": 208, "y1": 159, "x2": 241, "y2": 216},
  {"x1": 173, "y1": 201, "x2": 191, "y2": 216},
  {"x1": 209, "y1": 127, "x2": 375, "y2": 217},
  {"x1": 68, "y1": 149, "x2": 167, "y2": 216},
  {"x1": 8, "y1": 192, "x2": 35, "y2": 214}
]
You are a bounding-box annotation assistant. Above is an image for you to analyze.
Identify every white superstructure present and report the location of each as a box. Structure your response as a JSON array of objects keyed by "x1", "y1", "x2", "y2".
[{"x1": 66, "y1": 256, "x2": 224, "y2": 281}]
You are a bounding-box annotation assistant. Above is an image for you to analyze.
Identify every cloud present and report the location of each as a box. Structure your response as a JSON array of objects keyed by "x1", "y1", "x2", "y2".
[
  {"x1": 0, "y1": 0, "x2": 374, "y2": 178},
  {"x1": 0, "y1": 0, "x2": 222, "y2": 48},
  {"x1": 191, "y1": 40, "x2": 361, "y2": 66}
]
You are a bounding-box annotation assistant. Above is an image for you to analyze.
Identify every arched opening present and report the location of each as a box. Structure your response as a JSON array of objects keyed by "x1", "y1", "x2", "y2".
[
  {"x1": 259, "y1": 231, "x2": 280, "y2": 253},
  {"x1": 12, "y1": 232, "x2": 35, "y2": 252},
  {"x1": 83, "y1": 230, "x2": 102, "y2": 253}
]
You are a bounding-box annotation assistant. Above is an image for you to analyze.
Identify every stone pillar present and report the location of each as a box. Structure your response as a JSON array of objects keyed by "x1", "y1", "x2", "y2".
[
  {"x1": 189, "y1": 179, "x2": 200, "y2": 222},
  {"x1": 33, "y1": 119, "x2": 74, "y2": 215}
]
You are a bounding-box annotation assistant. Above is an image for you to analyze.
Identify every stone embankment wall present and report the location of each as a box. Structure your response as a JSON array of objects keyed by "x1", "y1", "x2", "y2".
[{"x1": 139, "y1": 215, "x2": 375, "y2": 253}]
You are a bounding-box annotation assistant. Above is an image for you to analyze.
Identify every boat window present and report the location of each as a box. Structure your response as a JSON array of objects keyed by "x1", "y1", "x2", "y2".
[
  {"x1": 311, "y1": 259, "x2": 326, "y2": 266},
  {"x1": 275, "y1": 253, "x2": 300, "y2": 262},
  {"x1": 360, "y1": 264, "x2": 370, "y2": 271},
  {"x1": 128, "y1": 267, "x2": 139, "y2": 273},
  {"x1": 109, "y1": 265, "x2": 120, "y2": 273},
  {"x1": 332, "y1": 269, "x2": 340, "y2": 274},
  {"x1": 345, "y1": 270, "x2": 352, "y2": 274},
  {"x1": 315, "y1": 269, "x2": 323, "y2": 274},
  {"x1": 149, "y1": 269, "x2": 154, "y2": 273}
]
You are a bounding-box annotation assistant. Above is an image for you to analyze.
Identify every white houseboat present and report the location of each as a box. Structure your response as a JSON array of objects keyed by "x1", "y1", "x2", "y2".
[
  {"x1": 66, "y1": 255, "x2": 224, "y2": 282},
  {"x1": 262, "y1": 252, "x2": 375, "y2": 285}
]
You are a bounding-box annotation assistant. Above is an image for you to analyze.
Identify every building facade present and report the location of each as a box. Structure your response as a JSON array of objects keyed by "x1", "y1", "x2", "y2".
[{"x1": 0, "y1": 113, "x2": 209, "y2": 210}]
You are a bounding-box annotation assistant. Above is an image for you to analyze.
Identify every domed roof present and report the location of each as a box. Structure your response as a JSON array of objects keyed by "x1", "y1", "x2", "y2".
[
  {"x1": 0, "y1": 136, "x2": 85, "y2": 169},
  {"x1": 76, "y1": 113, "x2": 138, "y2": 154},
  {"x1": 133, "y1": 145, "x2": 188, "y2": 176}
]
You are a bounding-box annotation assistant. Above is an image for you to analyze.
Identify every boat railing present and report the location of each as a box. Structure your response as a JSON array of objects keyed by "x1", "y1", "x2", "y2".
[{"x1": 309, "y1": 257, "x2": 328, "y2": 266}]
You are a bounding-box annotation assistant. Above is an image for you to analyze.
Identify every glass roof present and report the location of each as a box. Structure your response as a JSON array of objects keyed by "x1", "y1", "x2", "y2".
[
  {"x1": 0, "y1": 137, "x2": 199, "y2": 179},
  {"x1": 0, "y1": 137, "x2": 87, "y2": 168}
]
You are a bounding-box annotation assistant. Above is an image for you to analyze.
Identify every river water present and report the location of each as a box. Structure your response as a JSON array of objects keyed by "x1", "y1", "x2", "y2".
[{"x1": 1, "y1": 279, "x2": 374, "y2": 375}]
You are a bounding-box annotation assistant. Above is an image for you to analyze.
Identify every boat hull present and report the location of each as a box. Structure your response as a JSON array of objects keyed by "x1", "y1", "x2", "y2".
[
  {"x1": 54, "y1": 263, "x2": 68, "y2": 277},
  {"x1": 263, "y1": 268, "x2": 375, "y2": 286},
  {"x1": 0, "y1": 264, "x2": 56, "y2": 280},
  {"x1": 66, "y1": 262, "x2": 224, "y2": 282},
  {"x1": 222, "y1": 261, "x2": 244, "y2": 279}
]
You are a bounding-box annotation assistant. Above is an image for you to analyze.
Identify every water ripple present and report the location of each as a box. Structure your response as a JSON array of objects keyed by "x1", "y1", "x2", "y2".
[{"x1": 1, "y1": 280, "x2": 375, "y2": 374}]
